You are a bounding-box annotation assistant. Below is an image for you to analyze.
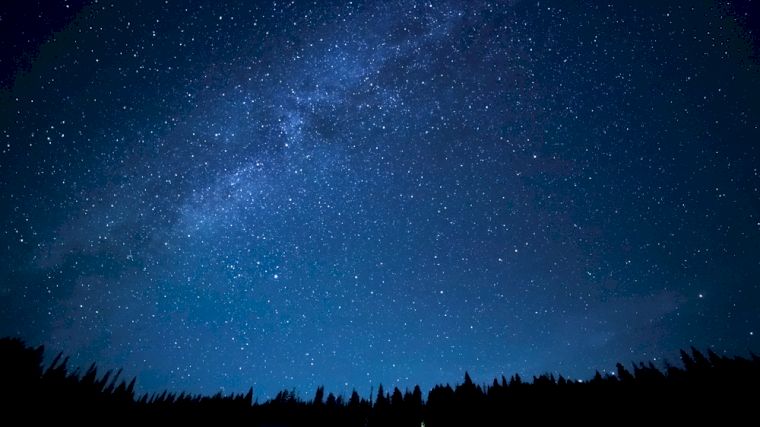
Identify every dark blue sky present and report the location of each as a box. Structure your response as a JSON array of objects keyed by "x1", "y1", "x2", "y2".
[{"x1": 1, "y1": 0, "x2": 758, "y2": 399}]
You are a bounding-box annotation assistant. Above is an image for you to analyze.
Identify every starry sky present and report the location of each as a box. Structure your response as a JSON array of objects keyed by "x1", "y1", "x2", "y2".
[{"x1": 1, "y1": 0, "x2": 759, "y2": 398}]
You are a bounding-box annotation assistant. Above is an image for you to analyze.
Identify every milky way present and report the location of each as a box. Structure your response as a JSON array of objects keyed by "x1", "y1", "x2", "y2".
[{"x1": 1, "y1": 1, "x2": 758, "y2": 398}]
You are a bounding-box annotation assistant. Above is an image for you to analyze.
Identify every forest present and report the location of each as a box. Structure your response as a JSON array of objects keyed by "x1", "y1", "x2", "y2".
[{"x1": 1, "y1": 337, "x2": 757, "y2": 424}]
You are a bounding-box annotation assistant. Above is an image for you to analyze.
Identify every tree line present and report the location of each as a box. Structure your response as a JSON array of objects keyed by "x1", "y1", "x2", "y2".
[{"x1": 0, "y1": 337, "x2": 757, "y2": 424}]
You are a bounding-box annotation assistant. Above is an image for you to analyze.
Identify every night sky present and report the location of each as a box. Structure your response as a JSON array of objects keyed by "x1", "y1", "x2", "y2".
[{"x1": 1, "y1": 0, "x2": 759, "y2": 399}]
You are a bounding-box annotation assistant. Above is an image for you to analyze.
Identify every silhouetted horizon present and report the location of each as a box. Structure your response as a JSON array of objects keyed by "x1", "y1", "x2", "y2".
[
  {"x1": 10, "y1": 335, "x2": 760, "y2": 400},
  {"x1": 2, "y1": 336, "x2": 759, "y2": 424}
]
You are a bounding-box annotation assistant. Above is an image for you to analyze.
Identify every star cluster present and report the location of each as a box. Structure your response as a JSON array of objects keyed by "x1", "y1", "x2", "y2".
[{"x1": 1, "y1": 1, "x2": 758, "y2": 398}]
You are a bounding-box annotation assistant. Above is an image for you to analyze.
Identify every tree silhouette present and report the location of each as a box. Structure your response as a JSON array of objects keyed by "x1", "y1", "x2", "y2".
[
  {"x1": 616, "y1": 363, "x2": 635, "y2": 384},
  {"x1": 313, "y1": 385, "x2": 325, "y2": 406}
]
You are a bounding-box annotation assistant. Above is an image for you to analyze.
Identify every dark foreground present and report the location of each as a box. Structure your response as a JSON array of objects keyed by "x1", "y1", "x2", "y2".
[{"x1": 0, "y1": 337, "x2": 757, "y2": 425}]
